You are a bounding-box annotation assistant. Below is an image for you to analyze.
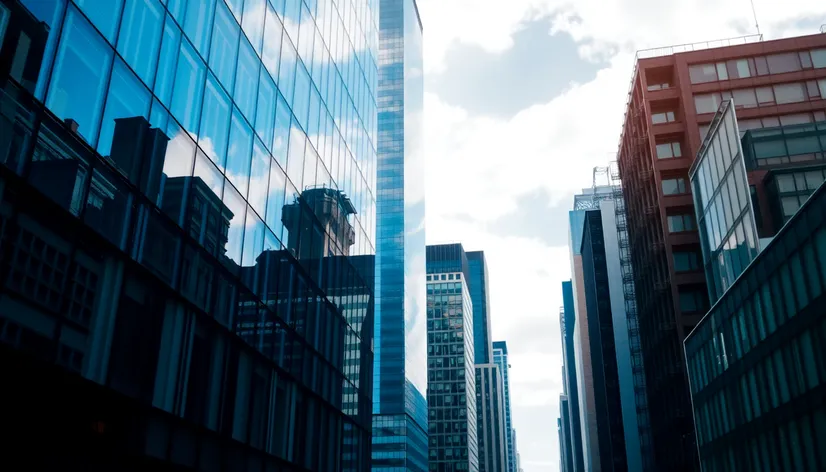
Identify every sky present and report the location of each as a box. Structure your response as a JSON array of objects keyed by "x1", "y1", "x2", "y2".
[{"x1": 415, "y1": 1, "x2": 826, "y2": 470}]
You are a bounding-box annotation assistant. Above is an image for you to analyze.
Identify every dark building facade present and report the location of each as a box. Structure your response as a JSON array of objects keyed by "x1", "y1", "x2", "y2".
[
  {"x1": 426, "y1": 243, "x2": 478, "y2": 472},
  {"x1": 580, "y1": 210, "x2": 628, "y2": 471},
  {"x1": 475, "y1": 363, "x2": 507, "y2": 472},
  {"x1": 0, "y1": 0, "x2": 377, "y2": 470},
  {"x1": 467, "y1": 251, "x2": 492, "y2": 365},
  {"x1": 372, "y1": 0, "x2": 427, "y2": 469},
  {"x1": 559, "y1": 281, "x2": 585, "y2": 472},
  {"x1": 617, "y1": 33, "x2": 826, "y2": 468},
  {"x1": 685, "y1": 161, "x2": 826, "y2": 471},
  {"x1": 492, "y1": 341, "x2": 514, "y2": 472}
]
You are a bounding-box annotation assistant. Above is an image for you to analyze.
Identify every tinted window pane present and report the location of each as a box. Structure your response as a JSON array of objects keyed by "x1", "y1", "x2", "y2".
[
  {"x1": 46, "y1": 7, "x2": 113, "y2": 144},
  {"x1": 242, "y1": 0, "x2": 266, "y2": 53},
  {"x1": 262, "y1": 3, "x2": 283, "y2": 78},
  {"x1": 223, "y1": 180, "x2": 247, "y2": 267},
  {"x1": 118, "y1": 0, "x2": 164, "y2": 87},
  {"x1": 689, "y1": 64, "x2": 718, "y2": 84},
  {"x1": 265, "y1": 160, "x2": 287, "y2": 239},
  {"x1": 278, "y1": 37, "x2": 297, "y2": 105},
  {"x1": 183, "y1": 0, "x2": 215, "y2": 57},
  {"x1": 256, "y1": 70, "x2": 277, "y2": 149},
  {"x1": 226, "y1": 0, "x2": 244, "y2": 22},
  {"x1": 98, "y1": 59, "x2": 151, "y2": 157},
  {"x1": 774, "y1": 83, "x2": 806, "y2": 105},
  {"x1": 766, "y1": 53, "x2": 801, "y2": 74},
  {"x1": 154, "y1": 16, "x2": 181, "y2": 106},
  {"x1": 75, "y1": 0, "x2": 123, "y2": 41},
  {"x1": 235, "y1": 37, "x2": 260, "y2": 121},
  {"x1": 19, "y1": 0, "x2": 66, "y2": 100},
  {"x1": 210, "y1": 1, "x2": 240, "y2": 93},
  {"x1": 249, "y1": 139, "x2": 270, "y2": 216},
  {"x1": 171, "y1": 39, "x2": 206, "y2": 134},
  {"x1": 273, "y1": 92, "x2": 291, "y2": 168},
  {"x1": 813, "y1": 49, "x2": 826, "y2": 68},
  {"x1": 227, "y1": 110, "x2": 254, "y2": 197},
  {"x1": 199, "y1": 74, "x2": 232, "y2": 169}
]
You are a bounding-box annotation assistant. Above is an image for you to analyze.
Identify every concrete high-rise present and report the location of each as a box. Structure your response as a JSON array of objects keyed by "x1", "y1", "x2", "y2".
[
  {"x1": 492, "y1": 341, "x2": 515, "y2": 472},
  {"x1": 617, "y1": 32, "x2": 826, "y2": 469},
  {"x1": 372, "y1": 0, "x2": 427, "y2": 469},
  {"x1": 426, "y1": 244, "x2": 478, "y2": 472}
]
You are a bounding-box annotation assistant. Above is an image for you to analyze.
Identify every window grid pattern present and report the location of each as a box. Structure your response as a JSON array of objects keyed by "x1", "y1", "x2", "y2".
[
  {"x1": 688, "y1": 49, "x2": 826, "y2": 84},
  {"x1": 685, "y1": 171, "x2": 826, "y2": 471}
]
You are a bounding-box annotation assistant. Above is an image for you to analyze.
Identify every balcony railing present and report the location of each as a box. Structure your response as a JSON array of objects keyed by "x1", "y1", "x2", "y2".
[{"x1": 636, "y1": 34, "x2": 763, "y2": 60}]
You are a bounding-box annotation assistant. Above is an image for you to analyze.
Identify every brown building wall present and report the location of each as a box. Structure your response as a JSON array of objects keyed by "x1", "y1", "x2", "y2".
[{"x1": 617, "y1": 33, "x2": 826, "y2": 471}]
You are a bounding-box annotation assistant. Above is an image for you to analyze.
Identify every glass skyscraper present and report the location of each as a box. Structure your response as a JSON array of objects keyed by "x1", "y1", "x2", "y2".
[
  {"x1": 371, "y1": 0, "x2": 426, "y2": 470},
  {"x1": 492, "y1": 341, "x2": 515, "y2": 472},
  {"x1": 0, "y1": 0, "x2": 377, "y2": 470},
  {"x1": 467, "y1": 251, "x2": 492, "y2": 364},
  {"x1": 426, "y1": 244, "x2": 479, "y2": 472}
]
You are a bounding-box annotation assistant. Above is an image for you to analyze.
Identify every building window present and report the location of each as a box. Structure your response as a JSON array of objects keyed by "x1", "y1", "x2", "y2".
[
  {"x1": 673, "y1": 251, "x2": 701, "y2": 272},
  {"x1": 662, "y1": 177, "x2": 688, "y2": 196},
  {"x1": 652, "y1": 111, "x2": 676, "y2": 124},
  {"x1": 766, "y1": 53, "x2": 802, "y2": 74},
  {"x1": 694, "y1": 94, "x2": 720, "y2": 114},
  {"x1": 656, "y1": 142, "x2": 682, "y2": 159},
  {"x1": 668, "y1": 214, "x2": 696, "y2": 232},
  {"x1": 733, "y1": 88, "x2": 758, "y2": 109},
  {"x1": 819, "y1": 79, "x2": 826, "y2": 98},
  {"x1": 0, "y1": 4, "x2": 8, "y2": 46},
  {"x1": 689, "y1": 63, "x2": 720, "y2": 84},
  {"x1": 727, "y1": 58, "x2": 753, "y2": 79},
  {"x1": 773, "y1": 83, "x2": 806, "y2": 105},
  {"x1": 813, "y1": 49, "x2": 826, "y2": 68},
  {"x1": 679, "y1": 290, "x2": 707, "y2": 313}
]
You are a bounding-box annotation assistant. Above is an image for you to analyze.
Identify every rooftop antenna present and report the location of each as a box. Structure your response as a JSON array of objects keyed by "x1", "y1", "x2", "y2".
[{"x1": 749, "y1": 0, "x2": 761, "y2": 36}]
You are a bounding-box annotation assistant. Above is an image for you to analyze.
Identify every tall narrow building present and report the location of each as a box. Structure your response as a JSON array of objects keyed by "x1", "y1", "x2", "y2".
[
  {"x1": 372, "y1": 0, "x2": 427, "y2": 470},
  {"x1": 559, "y1": 281, "x2": 585, "y2": 472},
  {"x1": 426, "y1": 244, "x2": 479, "y2": 472},
  {"x1": 467, "y1": 251, "x2": 493, "y2": 364},
  {"x1": 617, "y1": 32, "x2": 826, "y2": 469},
  {"x1": 493, "y1": 341, "x2": 515, "y2": 472},
  {"x1": 0, "y1": 0, "x2": 379, "y2": 470}
]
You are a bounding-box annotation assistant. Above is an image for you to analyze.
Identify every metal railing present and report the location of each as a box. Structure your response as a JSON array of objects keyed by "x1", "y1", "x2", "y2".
[{"x1": 635, "y1": 34, "x2": 763, "y2": 60}]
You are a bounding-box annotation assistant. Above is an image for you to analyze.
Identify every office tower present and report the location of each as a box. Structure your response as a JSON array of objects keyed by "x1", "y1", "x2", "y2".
[
  {"x1": 467, "y1": 251, "x2": 493, "y2": 364},
  {"x1": 492, "y1": 341, "x2": 515, "y2": 472},
  {"x1": 475, "y1": 363, "x2": 508, "y2": 472},
  {"x1": 372, "y1": 0, "x2": 427, "y2": 469},
  {"x1": 684, "y1": 118, "x2": 826, "y2": 469},
  {"x1": 579, "y1": 209, "x2": 628, "y2": 471},
  {"x1": 559, "y1": 281, "x2": 585, "y2": 472},
  {"x1": 0, "y1": 0, "x2": 377, "y2": 470},
  {"x1": 617, "y1": 33, "x2": 826, "y2": 468},
  {"x1": 426, "y1": 244, "x2": 478, "y2": 472}
]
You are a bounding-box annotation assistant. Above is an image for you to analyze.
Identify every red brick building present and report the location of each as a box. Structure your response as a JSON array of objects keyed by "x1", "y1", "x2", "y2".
[{"x1": 617, "y1": 32, "x2": 826, "y2": 470}]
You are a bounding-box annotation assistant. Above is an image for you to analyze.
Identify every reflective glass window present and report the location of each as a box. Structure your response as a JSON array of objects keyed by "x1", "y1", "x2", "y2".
[
  {"x1": 171, "y1": 39, "x2": 206, "y2": 134},
  {"x1": 293, "y1": 64, "x2": 311, "y2": 129},
  {"x1": 210, "y1": 1, "x2": 240, "y2": 93},
  {"x1": 46, "y1": 7, "x2": 113, "y2": 145},
  {"x1": 117, "y1": 0, "x2": 163, "y2": 87},
  {"x1": 226, "y1": 0, "x2": 244, "y2": 22},
  {"x1": 813, "y1": 49, "x2": 826, "y2": 68},
  {"x1": 262, "y1": 3, "x2": 283, "y2": 78},
  {"x1": 695, "y1": 94, "x2": 719, "y2": 114},
  {"x1": 154, "y1": 16, "x2": 181, "y2": 106},
  {"x1": 97, "y1": 58, "x2": 151, "y2": 157},
  {"x1": 819, "y1": 79, "x2": 826, "y2": 98},
  {"x1": 227, "y1": 110, "x2": 254, "y2": 197},
  {"x1": 733, "y1": 88, "x2": 758, "y2": 109},
  {"x1": 767, "y1": 53, "x2": 802, "y2": 74},
  {"x1": 199, "y1": 73, "x2": 232, "y2": 169},
  {"x1": 235, "y1": 37, "x2": 260, "y2": 121},
  {"x1": 296, "y1": 4, "x2": 314, "y2": 65},
  {"x1": 248, "y1": 138, "x2": 270, "y2": 216},
  {"x1": 273, "y1": 92, "x2": 291, "y2": 169},
  {"x1": 774, "y1": 83, "x2": 806, "y2": 105},
  {"x1": 19, "y1": 0, "x2": 66, "y2": 100},
  {"x1": 656, "y1": 142, "x2": 681, "y2": 159},
  {"x1": 756, "y1": 86, "x2": 775, "y2": 105},
  {"x1": 242, "y1": 0, "x2": 266, "y2": 54},
  {"x1": 166, "y1": 0, "x2": 185, "y2": 22},
  {"x1": 256, "y1": 70, "x2": 277, "y2": 149},
  {"x1": 149, "y1": 99, "x2": 168, "y2": 130},
  {"x1": 287, "y1": 123, "x2": 306, "y2": 187},
  {"x1": 689, "y1": 64, "x2": 718, "y2": 84},
  {"x1": 265, "y1": 160, "x2": 287, "y2": 239},
  {"x1": 278, "y1": 36, "x2": 298, "y2": 105},
  {"x1": 283, "y1": 0, "x2": 301, "y2": 42},
  {"x1": 223, "y1": 180, "x2": 247, "y2": 268},
  {"x1": 662, "y1": 177, "x2": 687, "y2": 195},
  {"x1": 158, "y1": 120, "x2": 195, "y2": 221},
  {"x1": 183, "y1": 0, "x2": 215, "y2": 57},
  {"x1": 241, "y1": 207, "x2": 265, "y2": 269},
  {"x1": 674, "y1": 251, "x2": 700, "y2": 272},
  {"x1": 75, "y1": 0, "x2": 123, "y2": 42}
]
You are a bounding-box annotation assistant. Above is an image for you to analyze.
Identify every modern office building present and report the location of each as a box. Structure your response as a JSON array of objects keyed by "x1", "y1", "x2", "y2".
[
  {"x1": 372, "y1": 0, "x2": 427, "y2": 469},
  {"x1": 685, "y1": 154, "x2": 826, "y2": 471},
  {"x1": 559, "y1": 281, "x2": 585, "y2": 472},
  {"x1": 0, "y1": 0, "x2": 377, "y2": 470},
  {"x1": 426, "y1": 244, "x2": 478, "y2": 472},
  {"x1": 467, "y1": 251, "x2": 493, "y2": 364},
  {"x1": 616, "y1": 32, "x2": 826, "y2": 468},
  {"x1": 475, "y1": 363, "x2": 508, "y2": 472},
  {"x1": 579, "y1": 209, "x2": 628, "y2": 471},
  {"x1": 492, "y1": 341, "x2": 515, "y2": 472}
]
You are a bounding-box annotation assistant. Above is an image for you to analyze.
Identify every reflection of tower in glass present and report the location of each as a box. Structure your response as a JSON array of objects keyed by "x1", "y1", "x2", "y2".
[{"x1": 281, "y1": 186, "x2": 356, "y2": 259}]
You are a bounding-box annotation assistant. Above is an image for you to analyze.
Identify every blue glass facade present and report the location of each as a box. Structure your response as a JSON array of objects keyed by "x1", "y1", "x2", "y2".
[
  {"x1": 426, "y1": 244, "x2": 478, "y2": 472},
  {"x1": 492, "y1": 341, "x2": 514, "y2": 472},
  {"x1": 560, "y1": 281, "x2": 585, "y2": 472},
  {"x1": 0, "y1": 0, "x2": 377, "y2": 470},
  {"x1": 467, "y1": 251, "x2": 492, "y2": 364},
  {"x1": 371, "y1": 0, "x2": 426, "y2": 470}
]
